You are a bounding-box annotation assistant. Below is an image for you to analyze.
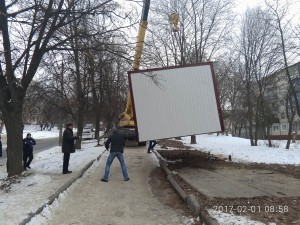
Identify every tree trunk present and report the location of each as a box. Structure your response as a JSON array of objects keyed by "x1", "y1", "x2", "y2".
[
  {"x1": 105, "y1": 112, "x2": 115, "y2": 132},
  {"x1": 254, "y1": 127, "x2": 258, "y2": 146},
  {"x1": 74, "y1": 106, "x2": 84, "y2": 149},
  {"x1": 286, "y1": 119, "x2": 294, "y2": 149},
  {"x1": 0, "y1": 122, "x2": 4, "y2": 133},
  {"x1": 3, "y1": 110, "x2": 24, "y2": 177},
  {"x1": 286, "y1": 135, "x2": 291, "y2": 149},
  {"x1": 248, "y1": 122, "x2": 255, "y2": 146},
  {"x1": 292, "y1": 131, "x2": 296, "y2": 144},
  {"x1": 254, "y1": 107, "x2": 260, "y2": 146},
  {"x1": 58, "y1": 122, "x2": 63, "y2": 146},
  {"x1": 94, "y1": 112, "x2": 100, "y2": 140},
  {"x1": 266, "y1": 126, "x2": 272, "y2": 147},
  {"x1": 233, "y1": 124, "x2": 238, "y2": 137},
  {"x1": 190, "y1": 135, "x2": 196, "y2": 144}
]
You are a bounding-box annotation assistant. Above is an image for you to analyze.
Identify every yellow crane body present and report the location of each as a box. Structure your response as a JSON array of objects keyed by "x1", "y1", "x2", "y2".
[{"x1": 118, "y1": 0, "x2": 179, "y2": 137}]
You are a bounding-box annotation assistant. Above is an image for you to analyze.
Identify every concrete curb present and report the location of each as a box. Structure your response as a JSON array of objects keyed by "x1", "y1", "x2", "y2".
[
  {"x1": 19, "y1": 150, "x2": 106, "y2": 225},
  {"x1": 153, "y1": 149, "x2": 181, "y2": 164},
  {"x1": 167, "y1": 174, "x2": 187, "y2": 200},
  {"x1": 186, "y1": 194, "x2": 200, "y2": 217},
  {"x1": 157, "y1": 156, "x2": 219, "y2": 225}
]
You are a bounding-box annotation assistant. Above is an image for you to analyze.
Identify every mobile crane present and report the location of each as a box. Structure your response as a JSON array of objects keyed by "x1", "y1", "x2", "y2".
[{"x1": 101, "y1": 0, "x2": 179, "y2": 144}]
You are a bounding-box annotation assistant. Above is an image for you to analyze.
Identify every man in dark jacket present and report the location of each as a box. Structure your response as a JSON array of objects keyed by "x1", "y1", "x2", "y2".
[
  {"x1": 101, "y1": 127, "x2": 129, "y2": 182},
  {"x1": 23, "y1": 133, "x2": 36, "y2": 170},
  {"x1": 62, "y1": 122, "x2": 79, "y2": 174}
]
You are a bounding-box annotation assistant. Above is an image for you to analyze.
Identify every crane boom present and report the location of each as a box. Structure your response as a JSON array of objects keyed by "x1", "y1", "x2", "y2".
[
  {"x1": 117, "y1": 0, "x2": 179, "y2": 144},
  {"x1": 119, "y1": 0, "x2": 151, "y2": 128},
  {"x1": 99, "y1": 0, "x2": 179, "y2": 142},
  {"x1": 133, "y1": 0, "x2": 150, "y2": 70}
]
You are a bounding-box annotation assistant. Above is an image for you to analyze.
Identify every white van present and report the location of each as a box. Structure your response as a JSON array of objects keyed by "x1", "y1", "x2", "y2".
[{"x1": 82, "y1": 124, "x2": 94, "y2": 139}]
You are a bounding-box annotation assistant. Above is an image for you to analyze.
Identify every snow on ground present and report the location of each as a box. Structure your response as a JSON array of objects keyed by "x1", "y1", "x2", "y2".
[
  {"x1": 208, "y1": 209, "x2": 276, "y2": 225},
  {"x1": 178, "y1": 133, "x2": 300, "y2": 224},
  {"x1": 1, "y1": 125, "x2": 61, "y2": 148},
  {"x1": 1, "y1": 132, "x2": 299, "y2": 225},
  {"x1": 1, "y1": 125, "x2": 60, "y2": 138},
  {"x1": 23, "y1": 126, "x2": 60, "y2": 139},
  {"x1": 26, "y1": 169, "x2": 92, "y2": 225},
  {"x1": 0, "y1": 140, "x2": 104, "y2": 225},
  {"x1": 181, "y1": 133, "x2": 300, "y2": 165}
]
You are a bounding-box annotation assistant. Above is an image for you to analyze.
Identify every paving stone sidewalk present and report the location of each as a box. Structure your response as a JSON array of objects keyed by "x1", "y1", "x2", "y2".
[
  {"x1": 44, "y1": 147, "x2": 190, "y2": 225},
  {"x1": 178, "y1": 167, "x2": 300, "y2": 198}
]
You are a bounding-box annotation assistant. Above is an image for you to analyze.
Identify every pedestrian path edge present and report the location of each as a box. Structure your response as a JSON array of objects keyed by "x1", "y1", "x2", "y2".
[
  {"x1": 154, "y1": 150, "x2": 219, "y2": 225},
  {"x1": 19, "y1": 150, "x2": 106, "y2": 225}
]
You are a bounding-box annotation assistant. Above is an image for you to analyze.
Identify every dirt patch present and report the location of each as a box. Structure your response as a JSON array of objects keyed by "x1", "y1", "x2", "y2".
[
  {"x1": 149, "y1": 168, "x2": 202, "y2": 224},
  {"x1": 149, "y1": 168, "x2": 187, "y2": 213},
  {"x1": 155, "y1": 140, "x2": 300, "y2": 225},
  {"x1": 0, "y1": 173, "x2": 32, "y2": 192},
  {"x1": 159, "y1": 139, "x2": 192, "y2": 149}
]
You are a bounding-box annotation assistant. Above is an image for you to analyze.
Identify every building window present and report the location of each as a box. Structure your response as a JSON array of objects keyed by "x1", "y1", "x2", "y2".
[
  {"x1": 273, "y1": 125, "x2": 279, "y2": 131},
  {"x1": 281, "y1": 112, "x2": 285, "y2": 119},
  {"x1": 281, "y1": 124, "x2": 287, "y2": 131},
  {"x1": 293, "y1": 124, "x2": 297, "y2": 131}
]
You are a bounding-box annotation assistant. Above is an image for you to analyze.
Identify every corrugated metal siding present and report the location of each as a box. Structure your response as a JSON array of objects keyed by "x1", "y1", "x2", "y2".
[{"x1": 130, "y1": 64, "x2": 222, "y2": 142}]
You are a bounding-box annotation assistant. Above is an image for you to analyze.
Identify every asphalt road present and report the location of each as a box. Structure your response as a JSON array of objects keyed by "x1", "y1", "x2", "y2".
[{"x1": 0, "y1": 137, "x2": 59, "y2": 159}]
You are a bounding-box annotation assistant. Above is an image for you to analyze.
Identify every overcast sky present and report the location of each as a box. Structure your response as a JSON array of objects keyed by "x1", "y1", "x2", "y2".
[
  {"x1": 235, "y1": 0, "x2": 300, "y2": 18},
  {"x1": 235, "y1": 0, "x2": 263, "y2": 12}
]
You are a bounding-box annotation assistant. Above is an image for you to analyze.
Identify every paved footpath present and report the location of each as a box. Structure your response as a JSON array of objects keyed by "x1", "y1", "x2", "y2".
[
  {"x1": 44, "y1": 146, "x2": 188, "y2": 225},
  {"x1": 178, "y1": 167, "x2": 300, "y2": 198}
]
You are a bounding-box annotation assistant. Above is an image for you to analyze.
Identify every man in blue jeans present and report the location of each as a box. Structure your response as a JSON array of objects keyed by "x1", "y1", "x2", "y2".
[{"x1": 101, "y1": 127, "x2": 129, "y2": 182}]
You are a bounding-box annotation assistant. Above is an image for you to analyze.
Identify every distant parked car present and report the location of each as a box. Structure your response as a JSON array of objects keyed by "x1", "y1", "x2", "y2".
[{"x1": 82, "y1": 124, "x2": 94, "y2": 139}]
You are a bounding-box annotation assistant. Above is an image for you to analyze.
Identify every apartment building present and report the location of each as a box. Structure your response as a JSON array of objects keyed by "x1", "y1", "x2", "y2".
[{"x1": 268, "y1": 62, "x2": 300, "y2": 138}]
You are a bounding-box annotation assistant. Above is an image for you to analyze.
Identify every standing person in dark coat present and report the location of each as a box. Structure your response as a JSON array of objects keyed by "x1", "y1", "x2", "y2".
[
  {"x1": 62, "y1": 122, "x2": 79, "y2": 174},
  {"x1": 23, "y1": 133, "x2": 36, "y2": 170},
  {"x1": 101, "y1": 127, "x2": 129, "y2": 182}
]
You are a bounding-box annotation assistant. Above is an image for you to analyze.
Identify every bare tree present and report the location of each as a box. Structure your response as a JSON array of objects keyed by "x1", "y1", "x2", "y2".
[
  {"x1": 214, "y1": 56, "x2": 245, "y2": 136},
  {"x1": 90, "y1": 46, "x2": 128, "y2": 141},
  {"x1": 23, "y1": 81, "x2": 63, "y2": 129},
  {"x1": 285, "y1": 89, "x2": 296, "y2": 149},
  {"x1": 238, "y1": 7, "x2": 279, "y2": 146},
  {"x1": 147, "y1": 0, "x2": 235, "y2": 143},
  {"x1": 0, "y1": 0, "x2": 116, "y2": 176},
  {"x1": 39, "y1": 3, "x2": 133, "y2": 145},
  {"x1": 83, "y1": 7, "x2": 134, "y2": 140},
  {"x1": 266, "y1": 0, "x2": 300, "y2": 117}
]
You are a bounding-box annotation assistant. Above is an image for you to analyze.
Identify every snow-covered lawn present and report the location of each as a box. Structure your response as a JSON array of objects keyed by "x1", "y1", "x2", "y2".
[
  {"x1": 0, "y1": 140, "x2": 104, "y2": 225},
  {"x1": 1, "y1": 125, "x2": 61, "y2": 149},
  {"x1": 181, "y1": 134, "x2": 300, "y2": 165},
  {"x1": 179, "y1": 134, "x2": 299, "y2": 225},
  {"x1": 1, "y1": 131, "x2": 299, "y2": 225}
]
